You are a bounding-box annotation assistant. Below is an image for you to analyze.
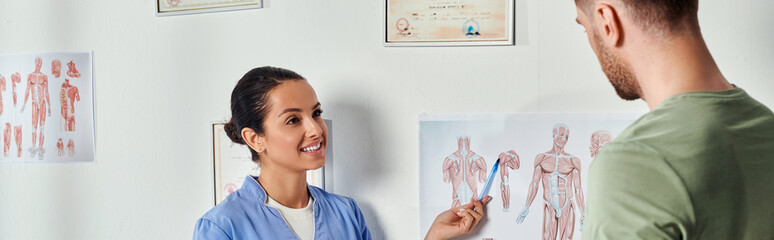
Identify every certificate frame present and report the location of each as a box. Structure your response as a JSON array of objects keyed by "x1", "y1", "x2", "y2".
[
  {"x1": 385, "y1": 0, "x2": 515, "y2": 47},
  {"x1": 211, "y1": 121, "x2": 327, "y2": 205},
  {"x1": 156, "y1": 0, "x2": 262, "y2": 17}
]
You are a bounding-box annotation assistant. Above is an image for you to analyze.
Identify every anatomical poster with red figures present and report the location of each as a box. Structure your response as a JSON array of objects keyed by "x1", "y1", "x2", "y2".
[
  {"x1": 0, "y1": 52, "x2": 94, "y2": 163},
  {"x1": 419, "y1": 113, "x2": 642, "y2": 239}
]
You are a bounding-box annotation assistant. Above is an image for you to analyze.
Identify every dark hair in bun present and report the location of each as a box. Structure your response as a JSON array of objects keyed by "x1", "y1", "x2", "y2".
[
  {"x1": 223, "y1": 121, "x2": 244, "y2": 144},
  {"x1": 225, "y1": 66, "x2": 305, "y2": 162}
]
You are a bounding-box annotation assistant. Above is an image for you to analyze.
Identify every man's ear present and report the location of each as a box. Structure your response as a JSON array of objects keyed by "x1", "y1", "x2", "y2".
[
  {"x1": 595, "y1": 3, "x2": 623, "y2": 47},
  {"x1": 242, "y1": 127, "x2": 265, "y2": 154}
]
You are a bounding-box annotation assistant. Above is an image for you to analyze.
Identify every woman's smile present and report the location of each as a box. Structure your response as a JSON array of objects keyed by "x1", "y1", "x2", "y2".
[{"x1": 300, "y1": 140, "x2": 324, "y2": 155}]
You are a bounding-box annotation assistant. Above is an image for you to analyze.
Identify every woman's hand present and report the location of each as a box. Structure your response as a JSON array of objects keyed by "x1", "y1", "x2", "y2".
[{"x1": 425, "y1": 196, "x2": 492, "y2": 240}]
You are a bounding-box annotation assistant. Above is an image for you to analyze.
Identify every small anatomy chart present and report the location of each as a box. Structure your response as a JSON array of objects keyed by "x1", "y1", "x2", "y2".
[
  {"x1": 0, "y1": 52, "x2": 95, "y2": 163},
  {"x1": 419, "y1": 113, "x2": 641, "y2": 239},
  {"x1": 386, "y1": 0, "x2": 514, "y2": 46}
]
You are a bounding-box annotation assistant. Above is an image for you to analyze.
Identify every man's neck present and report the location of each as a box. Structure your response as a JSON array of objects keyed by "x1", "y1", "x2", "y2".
[{"x1": 630, "y1": 34, "x2": 733, "y2": 110}]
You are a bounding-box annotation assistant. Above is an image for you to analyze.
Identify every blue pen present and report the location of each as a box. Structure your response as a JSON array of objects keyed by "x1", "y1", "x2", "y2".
[{"x1": 478, "y1": 159, "x2": 500, "y2": 202}]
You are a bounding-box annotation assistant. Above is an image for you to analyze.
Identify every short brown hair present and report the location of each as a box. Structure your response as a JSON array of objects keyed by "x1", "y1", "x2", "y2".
[{"x1": 577, "y1": 0, "x2": 699, "y2": 35}]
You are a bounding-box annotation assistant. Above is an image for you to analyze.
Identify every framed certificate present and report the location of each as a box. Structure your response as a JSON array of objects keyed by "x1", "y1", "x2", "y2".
[
  {"x1": 385, "y1": 0, "x2": 514, "y2": 46},
  {"x1": 211, "y1": 121, "x2": 328, "y2": 205},
  {"x1": 156, "y1": 0, "x2": 262, "y2": 17}
]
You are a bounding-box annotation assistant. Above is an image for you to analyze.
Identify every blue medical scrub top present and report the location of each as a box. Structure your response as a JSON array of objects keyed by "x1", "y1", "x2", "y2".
[{"x1": 193, "y1": 175, "x2": 372, "y2": 240}]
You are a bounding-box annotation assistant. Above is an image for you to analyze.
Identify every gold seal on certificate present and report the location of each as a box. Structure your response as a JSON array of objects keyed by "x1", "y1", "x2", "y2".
[{"x1": 386, "y1": 0, "x2": 514, "y2": 46}]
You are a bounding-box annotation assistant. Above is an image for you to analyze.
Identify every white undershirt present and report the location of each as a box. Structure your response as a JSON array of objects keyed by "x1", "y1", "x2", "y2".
[{"x1": 266, "y1": 195, "x2": 315, "y2": 240}]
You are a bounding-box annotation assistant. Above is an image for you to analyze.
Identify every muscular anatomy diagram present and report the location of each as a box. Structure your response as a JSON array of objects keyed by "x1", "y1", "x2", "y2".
[
  {"x1": 443, "y1": 136, "x2": 487, "y2": 208},
  {"x1": 0, "y1": 74, "x2": 5, "y2": 115},
  {"x1": 52, "y1": 59, "x2": 62, "y2": 78},
  {"x1": 3, "y1": 123, "x2": 10, "y2": 157},
  {"x1": 67, "y1": 139, "x2": 75, "y2": 157},
  {"x1": 60, "y1": 79, "x2": 80, "y2": 131},
  {"x1": 11, "y1": 72, "x2": 21, "y2": 106},
  {"x1": 14, "y1": 125, "x2": 22, "y2": 158},
  {"x1": 57, "y1": 138, "x2": 64, "y2": 157},
  {"x1": 498, "y1": 150, "x2": 520, "y2": 212},
  {"x1": 21, "y1": 57, "x2": 52, "y2": 159},
  {"x1": 56, "y1": 76, "x2": 83, "y2": 160},
  {"x1": 66, "y1": 60, "x2": 81, "y2": 78},
  {"x1": 589, "y1": 130, "x2": 612, "y2": 159},
  {"x1": 516, "y1": 124, "x2": 586, "y2": 240}
]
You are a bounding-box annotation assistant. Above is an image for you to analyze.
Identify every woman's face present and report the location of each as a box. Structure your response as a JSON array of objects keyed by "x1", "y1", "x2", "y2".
[{"x1": 260, "y1": 80, "x2": 327, "y2": 172}]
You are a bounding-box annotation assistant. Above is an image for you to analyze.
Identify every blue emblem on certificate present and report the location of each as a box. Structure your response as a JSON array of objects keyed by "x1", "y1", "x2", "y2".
[{"x1": 463, "y1": 19, "x2": 481, "y2": 37}]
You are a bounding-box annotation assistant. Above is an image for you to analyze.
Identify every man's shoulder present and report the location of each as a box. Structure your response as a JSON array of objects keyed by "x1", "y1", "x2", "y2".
[
  {"x1": 614, "y1": 100, "x2": 728, "y2": 152},
  {"x1": 616, "y1": 90, "x2": 774, "y2": 159},
  {"x1": 593, "y1": 141, "x2": 663, "y2": 166}
]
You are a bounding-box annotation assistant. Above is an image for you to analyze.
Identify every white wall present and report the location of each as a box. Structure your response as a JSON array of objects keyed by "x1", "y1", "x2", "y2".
[{"x1": 0, "y1": 0, "x2": 772, "y2": 239}]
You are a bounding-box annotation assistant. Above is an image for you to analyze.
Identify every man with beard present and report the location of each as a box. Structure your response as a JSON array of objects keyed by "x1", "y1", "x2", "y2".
[{"x1": 574, "y1": 0, "x2": 774, "y2": 239}]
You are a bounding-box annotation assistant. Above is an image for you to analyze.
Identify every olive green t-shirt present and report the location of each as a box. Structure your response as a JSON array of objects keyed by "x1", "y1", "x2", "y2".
[{"x1": 583, "y1": 88, "x2": 774, "y2": 240}]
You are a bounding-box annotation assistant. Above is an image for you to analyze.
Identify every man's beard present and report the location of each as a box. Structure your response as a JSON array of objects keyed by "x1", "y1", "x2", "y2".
[{"x1": 593, "y1": 33, "x2": 642, "y2": 101}]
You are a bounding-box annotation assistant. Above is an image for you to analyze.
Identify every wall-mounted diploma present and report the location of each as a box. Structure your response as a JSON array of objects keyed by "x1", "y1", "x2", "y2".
[
  {"x1": 386, "y1": 0, "x2": 514, "y2": 46},
  {"x1": 157, "y1": 0, "x2": 262, "y2": 16}
]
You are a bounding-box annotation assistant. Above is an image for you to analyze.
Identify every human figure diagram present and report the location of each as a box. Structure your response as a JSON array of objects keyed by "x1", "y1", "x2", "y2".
[
  {"x1": 20, "y1": 57, "x2": 52, "y2": 160},
  {"x1": 2, "y1": 112, "x2": 22, "y2": 158},
  {"x1": 0, "y1": 57, "x2": 86, "y2": 161},
  {"x1": 589, "y1": 130, "x2": 612, "y2": 159},
  {"x1": 14, "y1": 125, "x2": 22, "y2": 158},
  {"x1": 51, "y1": 59, "x2": 62, "y2": 78},
  {"x1": 3, "y1": 124, "x2": 23, "y2": 158},
  {"x1": 3, "y1": 123, "x2": 10, "y2": 157},
  {"x1": 7, "y1": 73, "x2": 23, "y2": 158},
  {"x1": 60, "y1": 79, "x2": 80, "y2": 131},
  {"x1": 66, "y1": 60, "x2": 80, "y2": 78},
  {"x1": 443, "y1": 136, "x2": 488, "y2": 208},
  {"x1": 0, "y1": 74, "x2": 6, "y2": 116},
  {"x1": 67, "y1": 139, "x2": 75, "y2": 157},
  {"x1": 498, "y1": 150, "x2": 520, "y2": 212},
  {"x1": 56, "y1": 138, "x2": 64, "y2": 157},
  {"x1": 11, "y1": 72, "x2": 21, "y2": 106},
  {"x1": 516, "y1": 124, "x2": 586, "y2": 240}
]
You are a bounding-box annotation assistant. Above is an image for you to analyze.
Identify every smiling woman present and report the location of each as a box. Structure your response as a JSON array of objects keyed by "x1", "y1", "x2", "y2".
[
  {"x1": 193, "y1": 66, "x2": 371, "y2": 240},
  {"x1": 193, "y1": 66, "x2": 492, "y2": 240}
]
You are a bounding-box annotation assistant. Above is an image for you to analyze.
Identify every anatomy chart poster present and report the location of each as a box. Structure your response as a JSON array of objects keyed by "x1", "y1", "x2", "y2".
[
  {"x1": 419, "y1": 113, "x2": 641, "y2": 239},
  {"x1": 0, "y1": 52, "x2": 94, "y2": 163}
]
